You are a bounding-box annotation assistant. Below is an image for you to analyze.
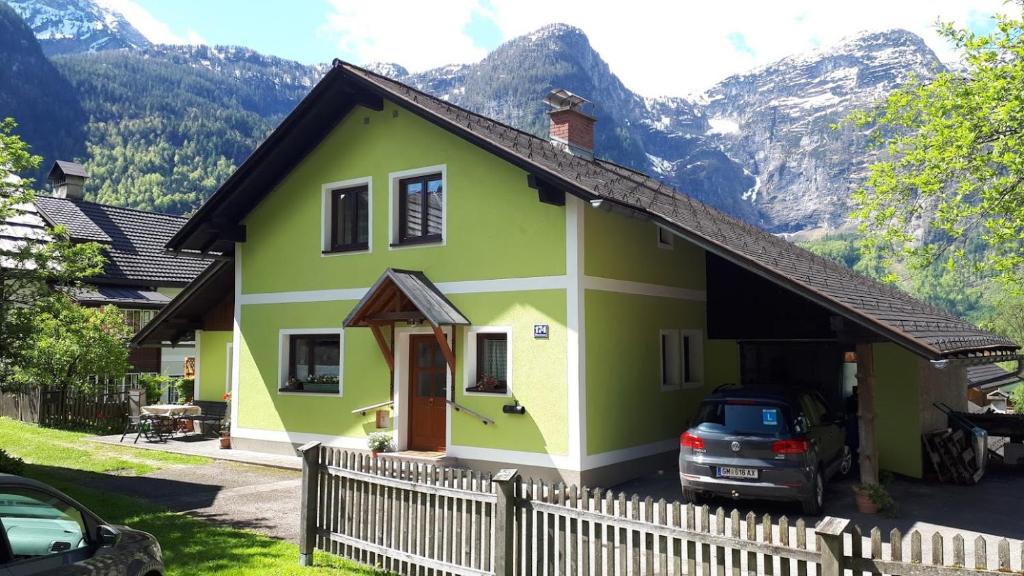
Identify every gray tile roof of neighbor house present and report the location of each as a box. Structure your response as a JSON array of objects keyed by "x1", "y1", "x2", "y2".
[
  {"x1": 34, "y1": 195, "x2": 211, "y2": 286},
  {"x1": 167, "y1": 60, "x2": 1018, "y2": 360}
]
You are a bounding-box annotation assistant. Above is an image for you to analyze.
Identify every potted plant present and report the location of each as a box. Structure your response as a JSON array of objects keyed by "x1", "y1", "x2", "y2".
[
  {"x1": 367, "y1": 432, "x2": 393, "y2": 457},
  {"x1": 219, "y1": 392, "x2": 232, "y2": 449},
  {"x1": 852, "y1": 483, "x2": 893, "y2": 514}
]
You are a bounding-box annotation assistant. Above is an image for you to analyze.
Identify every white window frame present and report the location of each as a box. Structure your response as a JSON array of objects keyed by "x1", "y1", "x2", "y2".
[
  {"x1": 388, "y1": 164, "x2": 447, "y2": 250},
  {"x1": 656, "y1": 225, "x2": 674, "y2": 250},
  {"x1": 278, "y1": 328, "x2": 344, "y2": 397},
  {"x1": 659, "y1": 328, "x2": 703, "y2": 391},
  {"x1": 321, "y1": 176, "x2": 372, "y2": 256},
  {"x1": 463, "y1": 326, "x2": 512, "y2": 397}
]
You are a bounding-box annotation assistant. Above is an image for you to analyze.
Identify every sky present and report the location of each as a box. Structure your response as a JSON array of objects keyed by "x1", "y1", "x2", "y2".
[{"x1": 96, "y1": 0, "x2": 1006, "y2": 97}]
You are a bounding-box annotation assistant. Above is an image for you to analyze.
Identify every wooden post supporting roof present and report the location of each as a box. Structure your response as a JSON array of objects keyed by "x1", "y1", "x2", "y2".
[
  {"x1": 856, "y1": 342, "x2": 879, "y2": 485},
  {"x1": 432, "y1": 325, "x2": 457, "y2": 376},
  {"x1": 369, "y1": 324, "x2": 394, "y2": 372}
]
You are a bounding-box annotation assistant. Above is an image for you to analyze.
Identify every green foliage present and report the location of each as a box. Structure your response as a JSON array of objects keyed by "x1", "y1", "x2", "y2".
[
  {"x1": 175, "y1": 377, "x2": 195, "y2": 403},
  {"x1": 0, "y1": 448, "x2": 25, "y2": 475},
  {"x1": 367, "y1": 432, "x2": 394, "y2": 453},
  {"x1": 16, "y1": 297, "x2": 132, "y2": 391},
  {"x1": 1011, "y1": 385, "x2": 1024, "y2": 414},
  {"x1": 847, "y1": 5, "x2": 1024, "y2": 287},
  {"x1": 48, "y1": 49, "x2": 304, "y2": 214},
  {"x1": 138, "y1": 374, "x2": 169, "y2": 405},
  {"x1": 0, "y1": 119, "x2": 106, "y2": 388}
]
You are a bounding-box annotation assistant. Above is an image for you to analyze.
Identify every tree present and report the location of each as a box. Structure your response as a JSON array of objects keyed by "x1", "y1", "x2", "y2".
[
  {"x1": 848, "y1": 6, "x2": 1024, "y2": 286},
  {"x1": 16, "y1": 296, "x2": 131, "y2": 392},
  {"x1": 0, "y1": 118, "x2": 106, "y2": 386}
]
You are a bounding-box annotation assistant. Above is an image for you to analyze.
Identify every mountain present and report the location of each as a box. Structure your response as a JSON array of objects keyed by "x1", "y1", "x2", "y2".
[
  {"x1": 0, "y1": 0, "x2": 947, "y2": 233},
  {"x1": 0, "y1": 1, "x2": 85, "y2": 177},
  {"x1": 6, "y1": 0, "x2": 149, "y2": 55},
  {"x1": 377, "y1": 24, "x2": 945, "y2": 231},
  {"x1": 702, "y1": 29, "x2": 945, "y2": 233}
]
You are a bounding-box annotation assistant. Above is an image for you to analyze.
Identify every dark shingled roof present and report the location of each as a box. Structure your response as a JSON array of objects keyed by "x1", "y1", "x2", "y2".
[
  {"x1": 344, "y1": 269, "x2": 470, "y2": 328},
  {"x1": 69, "y1": 285, "x2": 170, "y2": 307},
  {"x1": 169, "y1": 60, "x2": 1018, "y2": 360},
  {"x1": 48, "y1": 160, "x2": 89, "y2": 179},
  {"x1": 34, "y1": 196, "x2": 211, "y2": 286},
  {"x1": 967, "y1": 364, "x2": 1021, "y2": 391}
]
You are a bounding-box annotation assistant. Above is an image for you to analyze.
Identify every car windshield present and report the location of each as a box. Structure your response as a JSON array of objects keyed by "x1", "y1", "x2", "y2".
[{"x1": 694, "y1": 401, "x2": 791, "y2": 437}]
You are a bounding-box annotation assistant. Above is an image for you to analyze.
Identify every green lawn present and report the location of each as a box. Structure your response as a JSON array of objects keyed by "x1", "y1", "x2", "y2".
[{"x1": 0, "y1": 418, "x2": 377, "y2": 575}]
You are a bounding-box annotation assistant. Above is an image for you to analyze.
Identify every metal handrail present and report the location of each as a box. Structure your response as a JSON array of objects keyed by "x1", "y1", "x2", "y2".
[
  {"x1": 445, "y1": 399, "x2": 494, "y2": 426},
  {"x1": 351, "y1": 400, "x2": 394, "y2": 416}
]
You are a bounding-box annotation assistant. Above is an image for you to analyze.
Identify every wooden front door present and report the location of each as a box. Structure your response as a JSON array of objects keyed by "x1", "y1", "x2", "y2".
[{"x1": 408, "y1": 334, "x2": 447, "y2": 451}]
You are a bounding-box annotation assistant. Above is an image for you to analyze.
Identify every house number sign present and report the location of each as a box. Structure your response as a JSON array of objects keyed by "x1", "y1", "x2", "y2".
[{"x1": 533, "y1": 324, "x2": 549, "y2": 339}]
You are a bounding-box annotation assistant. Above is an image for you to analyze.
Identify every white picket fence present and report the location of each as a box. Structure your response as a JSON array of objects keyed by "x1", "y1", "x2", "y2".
[{"x1": 297, "y1": 445, "x2": 1019, "y2": 576}]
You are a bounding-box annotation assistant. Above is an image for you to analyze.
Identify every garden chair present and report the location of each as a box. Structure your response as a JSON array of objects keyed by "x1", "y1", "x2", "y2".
[{"x1": 119, "y1": 390, "x2": 171, "y2": 443}]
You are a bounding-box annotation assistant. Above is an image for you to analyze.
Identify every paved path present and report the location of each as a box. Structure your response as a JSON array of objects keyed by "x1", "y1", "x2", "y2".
[
  {"x1": 89, "y1": 434, "x2": 301, "y2": 470},
  {"x1": 79, "y1": 459, "x2": 303, "y2": 541}
]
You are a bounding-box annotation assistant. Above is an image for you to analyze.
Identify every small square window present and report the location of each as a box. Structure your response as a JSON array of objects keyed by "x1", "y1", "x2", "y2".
[
  {"x1": 398, "y1": 173, "x2": 443, "y2": 245},
  {"x1": 328, "y1": 185, "x2": 369, "y2": 252},
  {"x1": 282, "y1": 333, "x2": 341, "y2": 394},
  {"x1": 657, "y1": 226, "x2": 674, "y2": 249},
  {"x1": 465, "y1": 329, "x2": 511, "y2": 395}
]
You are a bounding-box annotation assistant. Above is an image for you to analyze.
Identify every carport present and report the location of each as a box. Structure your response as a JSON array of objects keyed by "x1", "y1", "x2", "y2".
[{"x1": 703, "y1": 251, "x2": 1020, "y2": 485}]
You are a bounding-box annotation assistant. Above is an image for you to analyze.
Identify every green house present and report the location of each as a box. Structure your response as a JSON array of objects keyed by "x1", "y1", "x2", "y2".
[{"x1": 135, "y1": 62, "x2": 1018, "y2": 486}]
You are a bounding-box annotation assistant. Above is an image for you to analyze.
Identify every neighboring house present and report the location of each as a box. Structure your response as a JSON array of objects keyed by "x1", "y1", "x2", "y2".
[
  {"x1": 135, "y1": 62, "x2": 1019, "y2": 485},
  {"x1": 23, "y1": 161, "x2": 211, "y2": 376}
]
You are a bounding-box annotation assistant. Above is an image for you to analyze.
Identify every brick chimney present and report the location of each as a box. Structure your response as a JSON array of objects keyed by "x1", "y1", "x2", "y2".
[
  {"x1": 47, "y1": 160, "x2": 89, "y2": 201},
  {"x1": 545, "y1": 89, "x2": 596, "y2": 159}
]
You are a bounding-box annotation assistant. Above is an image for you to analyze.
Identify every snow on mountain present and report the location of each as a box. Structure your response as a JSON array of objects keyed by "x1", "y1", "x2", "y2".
[{"x1": 6, "y1": 0, "x2": 149, "y2": 55}]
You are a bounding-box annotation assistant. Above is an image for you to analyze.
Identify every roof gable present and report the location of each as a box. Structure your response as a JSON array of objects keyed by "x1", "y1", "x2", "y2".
[{"x1": 169, "y1": 60, "x2": 1017, "y2": 360}]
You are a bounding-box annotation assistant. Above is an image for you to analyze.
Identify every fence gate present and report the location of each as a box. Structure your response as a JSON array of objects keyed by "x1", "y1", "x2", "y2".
[{"x1": 300, "y1": 444, "x2": 1024, "y2": 576}]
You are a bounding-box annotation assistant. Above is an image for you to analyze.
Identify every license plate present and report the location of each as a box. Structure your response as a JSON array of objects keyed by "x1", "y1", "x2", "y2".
[{"x1": 717, "y1": 467, "x2": 758, "y2": 479}]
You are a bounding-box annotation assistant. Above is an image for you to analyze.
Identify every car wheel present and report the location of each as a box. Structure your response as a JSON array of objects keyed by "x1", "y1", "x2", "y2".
[
  {"x1": 801, "y1": 469, "x2": 823, "y2": 516},
  {"x1": 839, "y1": 445, "x2": 853, "y2": 477}
]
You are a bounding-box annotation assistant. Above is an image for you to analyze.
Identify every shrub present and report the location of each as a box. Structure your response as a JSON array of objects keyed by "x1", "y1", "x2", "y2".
[
  {"x1": 175, "y1": 378, "x2": 194, "y2": 402},
  {"x1": 138, "y1": 374, "x2": 168, "y2": 404},
  {"x1": 367, "y1": 432, "x2": 393, "y2": 453},
  {"x1": 0, "y1": 449, "x2": 25, "y2": 475}
]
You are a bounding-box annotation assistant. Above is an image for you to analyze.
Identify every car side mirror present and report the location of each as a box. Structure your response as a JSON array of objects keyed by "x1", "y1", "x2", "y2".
[{"x1": 96, "y1": 525, "x2": 119, "y2": 548}]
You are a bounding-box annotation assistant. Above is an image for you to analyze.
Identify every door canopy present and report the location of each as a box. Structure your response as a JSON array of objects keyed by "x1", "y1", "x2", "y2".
[{"x1": 343, "y1": 269, "x2": 469, "y2": 374}]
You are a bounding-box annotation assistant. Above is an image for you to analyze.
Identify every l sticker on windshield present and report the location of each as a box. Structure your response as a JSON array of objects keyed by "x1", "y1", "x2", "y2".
[{"x1": 762, "y1": 408, "x2": 779, "y2": 426}]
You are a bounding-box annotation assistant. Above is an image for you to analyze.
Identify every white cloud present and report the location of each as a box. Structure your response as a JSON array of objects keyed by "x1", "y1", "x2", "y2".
[
  {"x1": 321, "y1": 0, "x2": 490, "y2": 70},
  {"x1": 95, "y1": 0, "x2": 206, "y2": 45},
  {"x1": 323, "y1": 0, "x2": 1008, "y2": 96}
]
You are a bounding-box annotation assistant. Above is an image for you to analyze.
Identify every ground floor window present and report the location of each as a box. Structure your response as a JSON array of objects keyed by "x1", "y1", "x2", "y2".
[
  {"x1": 280, "y1": 331, "x2": 341, "y2": 394},
  {"x1": 465, "y1": 328, "x2": 510, "y2": 394},
  {"x1": 660, "y1": 328, "x2": 703, "y2": 390}
]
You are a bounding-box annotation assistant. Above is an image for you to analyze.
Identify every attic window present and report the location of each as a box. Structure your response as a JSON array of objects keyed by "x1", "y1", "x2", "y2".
[{"x1": 322, "y1": 178, "x2": 371, "y2": 255}]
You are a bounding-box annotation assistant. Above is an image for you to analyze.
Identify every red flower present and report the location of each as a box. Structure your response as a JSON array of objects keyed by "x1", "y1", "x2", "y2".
[{"x1": 223, "y1": 392, "x2": 231, "y2": 401}]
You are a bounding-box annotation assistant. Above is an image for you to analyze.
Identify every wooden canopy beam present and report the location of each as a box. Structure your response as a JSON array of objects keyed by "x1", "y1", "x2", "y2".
[
  {"x1": 370, "y1": 324, "x2": 394, "y2": 372},
  {"x1": 432, "y1": 325, "x2": 456, "y2": 375}
]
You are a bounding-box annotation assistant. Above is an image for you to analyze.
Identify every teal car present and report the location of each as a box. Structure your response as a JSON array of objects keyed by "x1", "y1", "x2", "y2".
[{"x1": 0, "y1": 474, "x2": 163, "y2": 575}]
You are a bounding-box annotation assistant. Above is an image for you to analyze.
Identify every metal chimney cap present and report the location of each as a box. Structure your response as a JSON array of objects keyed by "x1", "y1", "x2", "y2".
[{"x1": 545, "y1": 89, "x2": 590, "y2": 111}]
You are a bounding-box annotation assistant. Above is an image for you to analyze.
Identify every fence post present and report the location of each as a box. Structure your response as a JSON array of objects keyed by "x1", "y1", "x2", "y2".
[
  {"x1": 815, "y1": 517, "x2": 849, "y2": 576},
  {"x1": 297, "y1": 441, "x2": 322, "y2": 567},
  {"x1": 493, "y1": 468, "x2": 518, "y2": 576}
]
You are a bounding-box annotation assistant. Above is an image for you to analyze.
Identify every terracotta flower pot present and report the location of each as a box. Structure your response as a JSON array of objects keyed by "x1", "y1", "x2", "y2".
[
  {"x1": 371, "y1": 450, "x2": 379, "y2": 458},
  {"x1": 219, "y1": 432, "x2": 231, "y2": 450},
  {"x1": 853, "y1": 487, "x2": 878, "y2": 514}
]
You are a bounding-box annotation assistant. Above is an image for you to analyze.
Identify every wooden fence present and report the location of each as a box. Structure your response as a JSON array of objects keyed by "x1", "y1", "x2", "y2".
[
  {"x1": 1, "y1": 387, "x2": 127, "y2": 433},
  {"x1": 0, "y1": 387, "x2": 41, "y2": 423},
  {"x1": 298, "y1": 445, "x2": 1021, "y2": 576}
]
